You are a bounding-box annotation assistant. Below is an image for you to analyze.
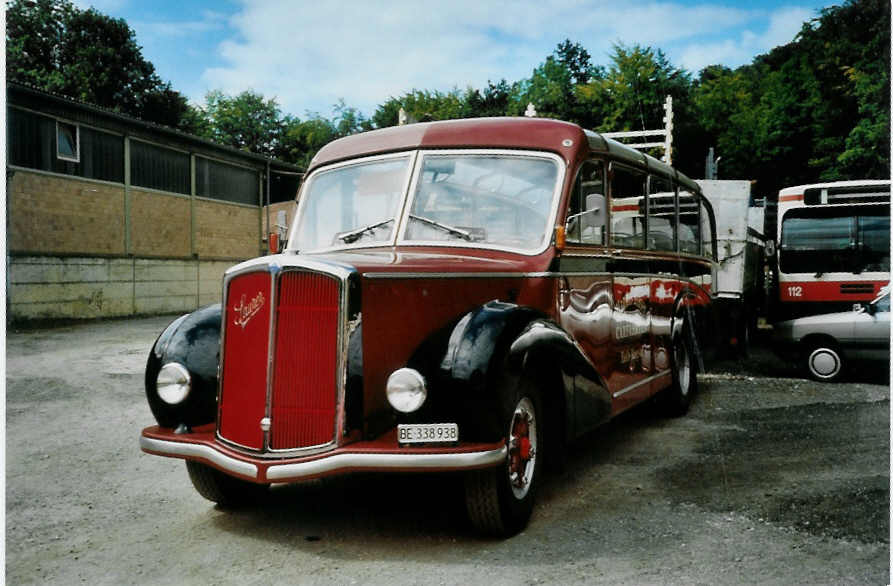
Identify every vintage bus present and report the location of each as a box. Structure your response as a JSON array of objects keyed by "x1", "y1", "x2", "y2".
[
  {"x1": 140, "y1": 118, "x2": 718, "y2": 536},
  {"x1": 775, "y1": 180, "x2": 890, "y2": 320}
]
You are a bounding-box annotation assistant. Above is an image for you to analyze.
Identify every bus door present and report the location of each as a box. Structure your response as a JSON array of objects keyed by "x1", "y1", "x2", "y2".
[
  {"x1": 557, "y1": 160, "x2": 613, "y2": 435},
  {"x1": 607, "y1": 165, "x2": 652, "y2": 413},
  {"x1": 646, "y1": 177, "x2": 679, "y2": 385}
]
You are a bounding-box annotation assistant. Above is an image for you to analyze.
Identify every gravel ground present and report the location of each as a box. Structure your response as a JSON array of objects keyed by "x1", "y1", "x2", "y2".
[{"x1": 6, "y1": 317, "x2": 890, "y2": 585}]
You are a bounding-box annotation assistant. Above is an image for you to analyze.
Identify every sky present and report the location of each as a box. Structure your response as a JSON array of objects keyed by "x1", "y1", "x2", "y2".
[{"x1": 75, "y1": 0, "x2": 838, "y2": 120}]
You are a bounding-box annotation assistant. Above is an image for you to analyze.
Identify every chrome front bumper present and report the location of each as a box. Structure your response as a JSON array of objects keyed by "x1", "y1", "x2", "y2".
[{"x1": 140, "y1": 425, "x2": 507, "y2": 483}]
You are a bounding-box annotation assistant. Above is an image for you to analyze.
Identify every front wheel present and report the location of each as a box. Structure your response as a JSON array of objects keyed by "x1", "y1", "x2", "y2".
[
  {"x1": 186, "y1": 461, "x2": 268, "y2": 507},
  {"x1": 465, "y1": 388, "x2": 541, "y2": 536}
]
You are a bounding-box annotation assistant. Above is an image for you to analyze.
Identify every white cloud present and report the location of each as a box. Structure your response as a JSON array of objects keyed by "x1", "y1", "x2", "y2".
[
  {"x1": 72, "y1": 0, "x2": 128, "y2": 12},
  {"x1": 199, "y1": 0, "x2": 819, "y2": 117},
  {"x1": 131, "y1": 11, "x2": 228, "y2": 39},
  {"x1": 677, "y1": 6, "x2": 814, "y2": 72}
]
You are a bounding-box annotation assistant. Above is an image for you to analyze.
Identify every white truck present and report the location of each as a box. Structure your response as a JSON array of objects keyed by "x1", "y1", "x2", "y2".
[{"x1": 696, "y1": 180, "x2": 767, "y2": 356}]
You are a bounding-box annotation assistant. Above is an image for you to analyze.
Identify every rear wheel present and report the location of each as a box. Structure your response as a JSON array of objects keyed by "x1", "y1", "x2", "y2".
[
  {"x1": 186, "y1": 461, "x2": 268, "y2": 507},
  {"x1": 662, "y1": 324, "x2": 697, "y2": 416},
  {"x1": 804, "y1": 342, "x2": 844, "y2": 382},
  {"x1": 465, "y1": 386, "x2": 541, "y2": 536}
]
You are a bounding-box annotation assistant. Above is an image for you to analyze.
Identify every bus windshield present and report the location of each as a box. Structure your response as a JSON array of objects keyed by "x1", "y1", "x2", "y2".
[
  {"x1": 403, "y1": 154, "x2": 559, "y2": 251},
  {"x1": 780, "y1": 208, "x2": 890, "y2": 274},
  {"x1": 293, "y1": 152, "x2": 561, "y2": 253},
  {"x1": 293, "y1": 156, "x2": 411, "y2": 252}
]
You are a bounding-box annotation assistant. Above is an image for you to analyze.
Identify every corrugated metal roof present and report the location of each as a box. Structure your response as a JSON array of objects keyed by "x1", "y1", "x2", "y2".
[{"x1": 7, "y1": 81, "x2": 302, "y2": 174}]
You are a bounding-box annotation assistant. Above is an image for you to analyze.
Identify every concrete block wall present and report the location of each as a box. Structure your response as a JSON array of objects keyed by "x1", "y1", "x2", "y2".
[
  {"x1": 10, "y1": 172, "x2": 126, "y2": 255},
  {"x1": 130, "y1": 189, "x2": 191, "y2": 257},
  {"x1": 6, "y1": 169, "x2": 270, "y2": 322},
  {"x1": 9, "y1": 256, "x2": 235, "y2": 321},
  {"x1": 195, "y1": 199, "x2": 262, "y2": 259},
  {"x1": 198, "y1": 261, "x2": 233, "y2": 306}
]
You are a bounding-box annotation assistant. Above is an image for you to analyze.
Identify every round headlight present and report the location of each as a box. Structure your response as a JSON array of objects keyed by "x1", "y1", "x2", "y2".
[
  {"x1": 157, "y1": 362, "x2": 192, "y2": 405},
  {"x1": 386, "y1": 368, "x2": 427, "y2": 413}
]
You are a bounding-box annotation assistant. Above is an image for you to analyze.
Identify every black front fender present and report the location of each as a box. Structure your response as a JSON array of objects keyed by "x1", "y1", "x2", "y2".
[
  {"x1": 415, "y1": 301, "x2": 606, "y2": 442},
  {"x1": 145, "y1": 303, "x2": 221, "y2": 428}
]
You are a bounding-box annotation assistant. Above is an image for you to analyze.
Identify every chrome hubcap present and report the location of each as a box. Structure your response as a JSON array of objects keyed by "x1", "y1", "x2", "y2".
[
  {"x1": 676, "y1": 338, "x2": 691, "y2": 396},
  {"x1": 508, "y1": 397, "x2": 537, "y2": 500},
  {"x1": 809, "y1": 348, "x2": 840, "y2": 378}
]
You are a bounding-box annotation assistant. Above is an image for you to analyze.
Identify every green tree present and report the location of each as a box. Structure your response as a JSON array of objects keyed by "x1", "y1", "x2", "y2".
[
  {"x1": 463, "y1": 80, "x2": 514, "y2": 118},
  {"x1": 198, "y1": 90, "x2": 285, "y2": 156},
  {"x1": 555, "y1": 39, "x2": 598, "y2": 85},
  {"x1": 597, "y1": 44, "x2": 691, "y2": 132},
  {"x1": 277, "y1": 102, "x2": 373, "y2": 168},
  {"x1": 516, "y1": 55, "x2": 576, "y2": 120},
  {"x1": 332, "y1": 99, "x2": 373, "y2": 136},
  {"x1": 693, "y1": 0, "x2": 890, "y2": 193},
  {"x1": 279, "y1": 116, "x2": 337, "y2": 168},
  {"x1": 371, "y1": 89, "x2": 467, "y2": 127},
  {"x1": 693, "y1": 64, "x2": 766, "y2": 180},
  {"x1": 6, "y1": 0, "x2": 192, "y2": 128}
]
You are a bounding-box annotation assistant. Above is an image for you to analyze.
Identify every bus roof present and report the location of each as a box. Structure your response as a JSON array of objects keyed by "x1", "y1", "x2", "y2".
[
  {"x1": 307, "y1": 117, "x2": 699, "y2": 191},
  {"x1": 779, "y1": 179, "x2": 891, "y2": 196}
]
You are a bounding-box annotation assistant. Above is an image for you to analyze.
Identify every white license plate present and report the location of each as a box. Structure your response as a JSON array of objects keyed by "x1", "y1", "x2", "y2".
[{"x1": 397, "y1": 423, "x2": 459, "y2": 444}]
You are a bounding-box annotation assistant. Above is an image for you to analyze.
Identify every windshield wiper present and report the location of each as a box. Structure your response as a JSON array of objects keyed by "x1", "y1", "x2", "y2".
[
  {"x1": 338, "y1": 218, "x2": 394, "y2": 244},
  {"x1": 408, "y1": 214, "x2": 472, "y2": 241}
]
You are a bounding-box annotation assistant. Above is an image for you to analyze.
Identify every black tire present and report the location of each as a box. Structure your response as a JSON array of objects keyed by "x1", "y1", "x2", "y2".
[
  {"x1": 663, "y1": 324, "x2": 697, "y2": 416},
  {"x1": 803, "y1": 341, "x2": 845, "y2": 382},
  {"x1": 186, "y1": 461, "x2": 268, "y2": 507},
  {"x1": 465, "y1": 383, "x2": 542, "y2": 537},
  {"x1": 737, "y1": 317, "x2": 752, "y2": 359}
]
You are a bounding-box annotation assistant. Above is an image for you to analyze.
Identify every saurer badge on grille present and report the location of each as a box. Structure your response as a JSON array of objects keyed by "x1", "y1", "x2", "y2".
[{"x1": 232, "y1": 292, "x2": 265, "y2": 329}]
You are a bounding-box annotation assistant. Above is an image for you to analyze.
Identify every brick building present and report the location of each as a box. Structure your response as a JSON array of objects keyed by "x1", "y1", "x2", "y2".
[{"x1": 6, "y1": 82, "x2": 302, "y2": 322}]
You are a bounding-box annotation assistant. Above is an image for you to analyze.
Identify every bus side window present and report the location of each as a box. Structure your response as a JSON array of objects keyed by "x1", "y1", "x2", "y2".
[
  {"x1": 678, "y1": 188, "x2": 700, "y2": 255},
  {"x1": 699, "y1": 199, "x2": 714, "y2": 259},
  {"x1": 647, "y1": 175, "x2": 675, "y2": 252},
  {"x1": 610, "y1": 165, "x2": 646, "y2": 249},
  {"x1": 566, "y1": 160, "x2": 605, "y2": 245}
]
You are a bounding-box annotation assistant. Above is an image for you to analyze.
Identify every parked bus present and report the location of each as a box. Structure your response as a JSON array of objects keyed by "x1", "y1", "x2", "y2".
[
  {"x1": 140, "y1": 118, "x2": 718, "y2": 536},
  {"x1": 775, "y1": 180, "x2": 890, "y2": 321}
]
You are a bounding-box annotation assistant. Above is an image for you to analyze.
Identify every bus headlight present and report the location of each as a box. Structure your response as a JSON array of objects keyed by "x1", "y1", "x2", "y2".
[
  {"x1": 156, "y1": 362, "x2": 192, "y2": 405},
  {"x1": 386, "y1": 368, "x2": 427, "y2": 413}
]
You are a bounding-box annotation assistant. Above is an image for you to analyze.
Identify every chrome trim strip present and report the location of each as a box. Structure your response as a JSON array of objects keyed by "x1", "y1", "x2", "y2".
[
  {"x1": 612, "y1": 371, "x2": 671, "y2": 399},
  {"x1": 362, "y1": 271, "x2": 706, "y2": 288},
  {"x1": 263, "y1": 266, "x2": 279, "y2": 451},
  {"x1": 266, "y1": 445, "x2": 508, "y2": 481},
  {"x1": 363, "y1": 271, "x2": 555, "y2": 279},
  {"x1": 140, "y1": 436, "x2": 258, "y2": 479}
]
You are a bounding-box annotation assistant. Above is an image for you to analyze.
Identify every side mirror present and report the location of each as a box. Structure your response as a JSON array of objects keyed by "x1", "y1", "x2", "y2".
[
  {"x1": 268, "y1": 232, "x2": 284, "y2": 254},
  {"x1": 855, "y1": 302, "x2": 876, "y2": 315},
  {"x1": 268, "y1": 210, "x2": 289, "y2": 254},
  {"x1": 584, "y1": 194, "x2": 606, "y2": 230}
]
